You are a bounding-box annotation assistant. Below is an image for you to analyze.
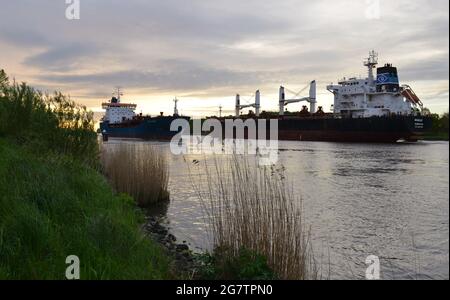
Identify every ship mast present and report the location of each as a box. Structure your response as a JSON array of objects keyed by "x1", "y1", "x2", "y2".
[
  {"x1": 173, "y1": 98, "x2": 179, "y2": 116},
  {"x1": 364, "y1": 50, "x2": 378, "y2": 86},
  {"x1": 113, "y1": 87, "x2": 124, "y2": 102}
]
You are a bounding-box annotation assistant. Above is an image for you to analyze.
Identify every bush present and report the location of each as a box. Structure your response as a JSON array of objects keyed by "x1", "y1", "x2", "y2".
[
  {"x1": 0, "y1": 69, "x2": 98, "y2": 166},
  {"x1": 197, "y1": 247, "x2": 277, "y2": 280}
]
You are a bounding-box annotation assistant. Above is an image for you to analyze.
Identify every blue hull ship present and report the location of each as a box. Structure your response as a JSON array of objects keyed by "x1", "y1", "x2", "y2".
[
  {"x1": 99, "y1": 91, "x2": 189, "y2": 141},
  {"x1": 100, "y1": 115, "x2": 189, "y2": 141}
]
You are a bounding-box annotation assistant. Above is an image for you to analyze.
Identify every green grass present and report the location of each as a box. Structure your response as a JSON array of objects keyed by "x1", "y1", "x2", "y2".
[
  {"x1": 0, "y1": 138, "x2": 171, "y2": 279},
  {"x1": 0, "y1": 69, "x2": 173, "y2": 279},
  {"x1": 196, "y1": 247, "x2": 277, "y2": 280}
]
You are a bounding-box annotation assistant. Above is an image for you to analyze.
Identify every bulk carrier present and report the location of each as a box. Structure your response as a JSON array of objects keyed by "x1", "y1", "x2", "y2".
[{"x1": 100, "y1": 51, "x2": 431, "y2": 142}]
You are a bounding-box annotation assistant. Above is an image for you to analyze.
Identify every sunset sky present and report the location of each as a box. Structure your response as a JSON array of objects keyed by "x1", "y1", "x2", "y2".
[{"x1": 0, "y1": 0, "x2": 448, "y2": 117}]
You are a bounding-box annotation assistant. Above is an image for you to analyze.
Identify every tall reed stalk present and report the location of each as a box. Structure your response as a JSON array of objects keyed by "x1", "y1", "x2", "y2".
[
  {"x1": 195, "y1": 155, "x2": 317, "y2": 280},
  {"x1": 101, "y1": 143, "x2": 169, "y2": 207}
]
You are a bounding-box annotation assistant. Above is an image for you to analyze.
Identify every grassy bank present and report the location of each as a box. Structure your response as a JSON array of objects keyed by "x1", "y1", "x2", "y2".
[
  {"x1": 0, "y1": 69, "x2": 171, "y2": 279},
  {"x1": 0, "y1": 138, "x2": 170, "y2": 279}
]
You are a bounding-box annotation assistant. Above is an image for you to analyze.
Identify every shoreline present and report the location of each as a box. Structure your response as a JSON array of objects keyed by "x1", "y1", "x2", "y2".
[{"x1": 143, "y1": 214, "x2": 200, "y2": 278}]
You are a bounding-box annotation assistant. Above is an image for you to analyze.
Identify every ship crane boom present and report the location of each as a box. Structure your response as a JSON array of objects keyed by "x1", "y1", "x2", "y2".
[
  {"x1": 235, "y1": 90, "x2": 261, "y2": 117},
  {"x1": 279, "y1": 80, "x2": 316, "y2": 116}
]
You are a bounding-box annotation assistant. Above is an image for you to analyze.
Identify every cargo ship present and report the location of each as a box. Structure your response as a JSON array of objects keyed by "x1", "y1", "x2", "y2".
[
  {"x1": 100, "y1": 51, "x2": 431, "y2": 143},
  {"x1": 214, "y1": 50, "x2": 431, "y2": 142},
  {"x1": 99, "y1": 90, "x2": 190, "y2": 141}
]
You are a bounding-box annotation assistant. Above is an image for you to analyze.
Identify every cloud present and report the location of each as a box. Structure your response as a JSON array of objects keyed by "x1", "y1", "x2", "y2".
[
  {"x1": 39, "y1": 59, "x2": 266, "y2": 91},
  {"x1": 400, "y1": 53, "x2": 450, "y2": 82},
  {"x1": 0, "y1": 0, "x2": 448, "y2": 113},
  {"x1": 23, "y1": 44, "x2": 99, "y2": 72},
  {"x1": 0, "y1": 29, "x2": 49, "y2": 48}
]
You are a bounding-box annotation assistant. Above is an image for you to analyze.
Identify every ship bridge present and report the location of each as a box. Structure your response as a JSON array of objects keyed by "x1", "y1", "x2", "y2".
[
  {"x1": 327, "y1": 51, "x2": 425, "y2": 118},
  {"x1": 102, "y1": 88, "x2": 137, "y2": 124}
]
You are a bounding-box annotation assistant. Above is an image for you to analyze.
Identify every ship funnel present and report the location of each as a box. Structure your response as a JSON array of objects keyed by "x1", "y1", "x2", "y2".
[
  {"x1": 255, "y1": 90, "x2": 261, "y2": 117},
  {"x1": 235, "y1": 94, "x2": 240, "y2": 117},
  {"x1": 279, "y1": 86, "x2": 285, "y2": 116},
  {"x1": 309, "y1": 80, "x2": 317, "y2": 113}
]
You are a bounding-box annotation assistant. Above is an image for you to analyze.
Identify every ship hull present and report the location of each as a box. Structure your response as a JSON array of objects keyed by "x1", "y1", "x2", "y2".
[
  {"x1": 277, "y1": 130, "x2": 418, "y2": 143},
  {"x1": 217, "y1": 115, "x2": 432, "y2": 143},
  {"x1": 101, "y1": 115, "x2": 431, "y2": 143},
  {"x1": 274, "y1": 115, "x2": 431, "y2": 143},
  {"x1": 100, "y1": 116, "x2": 189, "y2": 141}
]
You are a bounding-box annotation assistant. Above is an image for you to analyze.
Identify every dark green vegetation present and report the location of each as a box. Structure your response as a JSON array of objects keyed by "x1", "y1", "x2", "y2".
[
  {"x1": 424, "y1": 113, "x2": 449, "y2": 141},
  {"x1": 0, "y1": 70, "x2": 97, "y2": 166},
  {"x1": 196, "y1": 248, "x2": 277, "y2": 280},
  {"x1": 0, "y1": 69, "x2": 170, "y2": 279}
]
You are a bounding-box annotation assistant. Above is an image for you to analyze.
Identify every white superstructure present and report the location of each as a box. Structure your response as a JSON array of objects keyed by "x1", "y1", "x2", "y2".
[
  {"x1": 327, "y1": 51, "x2": 424, "y2": 118},
  {"x1": 102, "y1": 88, "x2": 137, "y2": 124}
]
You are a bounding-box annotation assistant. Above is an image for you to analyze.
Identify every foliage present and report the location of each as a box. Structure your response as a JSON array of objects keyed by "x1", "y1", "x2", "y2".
[
  {"x1": 0, "y1": 69, "x2": 98, "y2": 166},
  {"x1": 431, "y1": 113, "x2": 449, "y2": 133},
  {"x1": 196, "y1": 247, "x2": 277, "y2": 280},
  {"x1": 426, "y1": 113, "x2": 449, "y2": 140},
  {"x1": 0, "y1": 69, "x2": 171, "y2": 279},
  {"x1": 0, "y1": 139, "x2": 170, "y2": 279}
]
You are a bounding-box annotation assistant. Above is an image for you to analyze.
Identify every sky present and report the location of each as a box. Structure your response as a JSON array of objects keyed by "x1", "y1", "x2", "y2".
[{"x1": 0, "y1": 0, "x2": 448, "y2": 117}]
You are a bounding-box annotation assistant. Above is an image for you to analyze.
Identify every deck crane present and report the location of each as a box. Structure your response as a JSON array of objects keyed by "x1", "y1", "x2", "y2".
[
  {"x1": 235, "y1": 90, "x2": 261, "y2": 117},
  {"x1": 279, "y1": 80, "x2": 317, "y2": 116}
]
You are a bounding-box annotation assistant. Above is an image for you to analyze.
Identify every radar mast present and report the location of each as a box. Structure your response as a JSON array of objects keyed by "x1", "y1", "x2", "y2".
[
  {"x1": 113, "y1": 87, "x2": 123, "y2": 102},
  {"x1": 364, "y1": 50, "x2": 378, "y2": 85}
]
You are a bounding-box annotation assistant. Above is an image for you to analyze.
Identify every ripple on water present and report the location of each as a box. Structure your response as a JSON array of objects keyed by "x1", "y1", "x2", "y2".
[{"x1": 106, "y1": 140, "x2": 449, "y2": 279}]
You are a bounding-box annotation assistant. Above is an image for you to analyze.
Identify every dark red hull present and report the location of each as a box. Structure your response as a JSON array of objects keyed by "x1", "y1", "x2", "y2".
[
  {"x1": 276, "y1": 130, "x2": 421, "y2": 143},
  {"x1": 215, "y1": 115, "x2": 432, "y2": 143}
]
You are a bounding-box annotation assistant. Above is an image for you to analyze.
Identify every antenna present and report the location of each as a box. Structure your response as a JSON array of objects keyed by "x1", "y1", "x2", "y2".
[
  {"x1": 113, "y1": 87, "x2": 124, "y2": 102},
  {"x1": 173, "y1": 98, "x2": 179, "y2": 116},
  {"x1": 219, "y1": 105, "x2": 223, "y2": 118},
  {"x1": 364, "y1": 50, "x2": 378, "y2": 85}
]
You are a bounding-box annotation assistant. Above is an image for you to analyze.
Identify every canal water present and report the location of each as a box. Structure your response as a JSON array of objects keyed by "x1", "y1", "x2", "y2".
[{"x1": 106, "y1": 139, "x2": 449, "y2": 280}]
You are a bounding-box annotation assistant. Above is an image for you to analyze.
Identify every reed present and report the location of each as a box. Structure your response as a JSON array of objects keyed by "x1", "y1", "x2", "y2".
[
  {"x1": 195, "y1": 155, "x2": 317, "y2": 280},
  {"x1": 101, "y1": 143, "x2": 169, "y2": 207}
]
